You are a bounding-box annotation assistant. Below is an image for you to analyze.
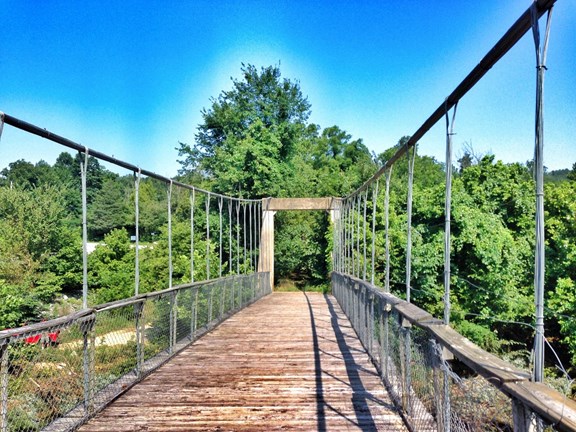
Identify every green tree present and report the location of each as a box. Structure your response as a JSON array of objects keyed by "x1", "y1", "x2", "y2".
[
  {"x1": 177, "y1": 64, "x2": 311, "y2": 197},
  {"x1": 308, "y1": 125, "x2": 376, "y2": 196},
  {"x1": 458, "y1": 152, "x2": 473, "y2": 173},
  {"x1": 138, "y1": 178, "x2": 168, "y2": 240},
  {"x1": 88, "y1": 176, "x2": 132, "y2": 239},
  {"x1": 0, "y1": 159, "x2": 51, "y2": 188},
  {"x1": 567, "y1": 162, "x2": 576, "y2": 182},
  {"x1": 88, "y1": 228, "x2": 135, "y2": 303},
  {"x1": 0, "y1": 185, "x2": 81, "y2": 328}
]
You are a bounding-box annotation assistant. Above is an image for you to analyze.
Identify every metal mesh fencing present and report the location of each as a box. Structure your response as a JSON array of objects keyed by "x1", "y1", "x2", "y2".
[
  {"x1": 1, "y1": 315, "x2": 90, "y2": 432},
  {"x1": 0, "y1": 272, "x2": 270, "y2": 432},
  {"x1": 332, "y1": 272, "x2": 574, "y2": 432}
]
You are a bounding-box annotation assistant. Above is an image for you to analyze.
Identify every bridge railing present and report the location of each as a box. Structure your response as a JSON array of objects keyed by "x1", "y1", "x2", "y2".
[
  {"x1": 332, "y1": 271, "x2": 576, "y2": 432},
  {"x1": 0, "y1": 272, "x2": 271, "y2": 432}
]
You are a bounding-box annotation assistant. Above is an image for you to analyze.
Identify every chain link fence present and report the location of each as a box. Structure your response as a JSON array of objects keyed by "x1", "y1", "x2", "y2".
[
  {"x1": 332, "y1": 272, "x2": 576, "y2": 432},
  {"x1": 0, "y1": 272, "x2": 270, "y2": 432}
]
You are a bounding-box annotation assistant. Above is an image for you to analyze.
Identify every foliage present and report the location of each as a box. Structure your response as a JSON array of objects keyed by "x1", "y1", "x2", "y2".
[
  {"x1": 567, "y1": 162, "x2": 576, "y2": 182},
  {"x1": 545, "y1": 180, "x2": 576, "y2": 366},
  {"x1": 1, "y1": 63, "x2": 575, "y2": 372},
  {"x1": 88, "y1": 177, "x2": 132, "y2": 239},
  {"x1": 177, "y1": 64, "x2": 376, "y2": 284},
  {"x1": 178, "y1": 64, "x2": 310, "y2": 198},
  {"x1": 549, "y1": 278, "x2": 576, "y2": 365},
  {"x1": 88, "y1": 228, "x2": 136, "y2": 304},
  {"x1": 0, "y1": 185, "x2": 80, "y2": 328},
  {"x1": 377, "y1": 152, "x2": 540, "y2": 355}
]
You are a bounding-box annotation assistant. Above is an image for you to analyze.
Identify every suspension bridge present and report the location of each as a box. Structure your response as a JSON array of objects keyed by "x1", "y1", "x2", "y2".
[{"x1": 1, "y1": 0, "x2": 576, "y2": 430}]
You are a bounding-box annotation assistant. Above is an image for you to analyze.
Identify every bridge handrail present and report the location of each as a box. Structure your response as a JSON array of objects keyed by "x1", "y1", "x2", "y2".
[
  {"x1": 0, "y1": 272, "x2": 271, "y2": 432},
  {"x1": 0, "y1": 277, "x2": 253, "y2": 342},
  {"x1": 0, "y1": 113, "x2": 262, "y2": 204},
  {"x1": 347, "y1": 0, "x2": 556, "y2": 199},
  {"x1": 332, "y1": 271, "x2": 576, "y2": 432}
]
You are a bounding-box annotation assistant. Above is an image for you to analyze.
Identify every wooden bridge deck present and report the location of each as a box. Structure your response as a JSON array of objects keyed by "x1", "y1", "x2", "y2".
[{"x1": 78, "y1": 292, "x2": 407, "y2": 431}]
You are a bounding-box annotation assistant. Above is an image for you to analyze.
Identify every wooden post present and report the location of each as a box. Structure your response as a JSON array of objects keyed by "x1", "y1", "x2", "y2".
[
  {"x1": 512, "y1": 400, "x2": 537, "y2": 432},
  {"x1": 330, "y1": 201, "x2": 342, "y2": 274},
  {"x1": 259, "y1": 200, "x2": 276, "y2": 290}
]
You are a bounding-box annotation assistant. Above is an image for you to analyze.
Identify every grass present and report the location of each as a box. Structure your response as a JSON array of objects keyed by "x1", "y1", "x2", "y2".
[{"x1": 275, "y1": 278, "x2": 331, "y2": 294}]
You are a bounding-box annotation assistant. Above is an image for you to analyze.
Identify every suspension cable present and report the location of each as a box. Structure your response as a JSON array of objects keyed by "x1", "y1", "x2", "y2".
[
  {"x1": 257, "y1": 201, "x2": 262, "y2": 272},
  {"x1": 168, "y1": 180, "x2": 173, "y2": 289},
  {"x1": 406, "y1": 146, "x2": 416, "y2": 303},
  {"x1": 206, "y1": 193, "x2": 211, "y2": 280},
  {"x1": 356, "y1": 194, "x2": 361, "y2": 278},
  {"x1": 384, "y1": 167, "x2": 393, "y2": 293},
  {"x1": 362, "y1": 190, "x2": 368, "y2": 281},
  {"x1": 134, "y1": 168, "x2": 141, "y2": 296},
  {"x1": 348, "y1": 200, "x2": 353, "y2": 275},
  {"x1": 228, "y1": 200, "x2": 233, "y2": 274},
  {"x1": 371, "y1": 180, "x2": 379, "y2": 285},
  {"x1": 444, "y1": 100, "x2": 458, "y2": 325},
  {"x1": 190, "y1": 189, "x2": 196, "y2": 283},
  {"x1": 249, "y1": 202, "x2": 253, "y2": 273},
  {"x1": 236, "y1": 201, "x2": 241, "y2": 274},
  {"x1": 531, "y1": 1, "x2": 554, "y2": 384},
  {"x1": 80, "y1": 148, "x2": 89, "y2": 309},
  {"x1": 243, "y1": 203, "x2": 247, "y2": 274},
  {"x1": 219, "y1": 197, "x2": 223, "y2": 278}
]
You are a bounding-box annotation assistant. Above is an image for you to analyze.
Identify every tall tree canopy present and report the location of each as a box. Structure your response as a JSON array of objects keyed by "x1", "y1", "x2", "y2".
[{"x1": 177, "y1": 64, "x2": 311, "y2": 198}]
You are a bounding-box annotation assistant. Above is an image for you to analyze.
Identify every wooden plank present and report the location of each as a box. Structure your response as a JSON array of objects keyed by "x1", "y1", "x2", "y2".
[
  {"x1": 503, "y1": 381, "x2": 576, "y2": 432},
  {"x1": 265, "y1": 197, "x2": 341, "y2": 211},
  {"x1": 78, "y1": 292, "x2": 407, "y2": 431},
  {"x1": 427, "y1": 324, "x2": 530, "y2": 384}
]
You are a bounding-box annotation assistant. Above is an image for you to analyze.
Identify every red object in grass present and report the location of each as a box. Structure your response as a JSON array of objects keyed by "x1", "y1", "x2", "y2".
[
  {"x1": 25, "y1": 334, "x2": 41, "y2": 344},
  {"x1": 7, "y1": 322, "x2": 60, "y2": 346}
]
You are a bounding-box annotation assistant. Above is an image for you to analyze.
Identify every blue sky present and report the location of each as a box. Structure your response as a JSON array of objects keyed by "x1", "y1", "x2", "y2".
[{"x1": 1, "y1": 0, "x2": 574, "y2": 177}]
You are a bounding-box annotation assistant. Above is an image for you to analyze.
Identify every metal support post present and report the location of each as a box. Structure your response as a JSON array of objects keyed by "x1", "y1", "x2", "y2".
[
  {"x1": 531, "y1": 1, "x2": 554, "y2": 384},
  {"x1": 363, "y1": 191, "x2": 368, "y2": 281},
  {"x1": 406, "y1": 146, "x2": 416, "y2": 303},
  {"x1": 220, "y1": 280, "x2": 225, "y2": 319},
  {"x1": 0, "y1": 343, "x2": 9, "y2": 432},
  {"x1": 444, "y1": 102, "x2": 457, "y2": 325},
  {"x1": 384, "y1": 303, "x2": 390, "y2": 379},
  {"x1": 193, "y1": 288, "x2": 199, "y2": 335},
  {"x1": 356, "y1": 195, "x2": 361, "y2": 278},
  {"x1": 135, "y1": 302, "x2": 144, "y2": 378},
  {"x1": 206, "y1": 194, "x2": 211, "y2": 280},
  {"x1": 384, "y1": 168, "x2": 393, "y2": 293},
  {"x1": 371, "y1": 181, "x2": 379, "y2": 285},
  {"x1": 401, "y1": 319, "x2": 413, "y2": 417},
  {"x1": 80, "y1": 150, "x2": 89, "y2": 309},
  {"x1": 191, "y1": 190, "x2": 196, "y2": 283},
  {"x1": 232, "y1": 275, "x2": 237, "y2": 310},
  {"x1": 169, "y1": 292, "x2": 177, "y2": 354},
  {"x1": 431, "y1": 339, "x2": 451, "y2": 432},
  {"x1": 134, "y1": 169, "x2": 141, "y2": 296},
  {"x1": 219, "y1": 198, "x2": 223, "y2": 278},
  {"x1": 168, "y1": 181, "x2": 173, "y2": 289},
  {"x1": 369, "y1": 293, "x2": 375, "y2": 356},
  {"x1": 208, "y1": 286, "x2": 214, "y2": 324},
  {"x1": 83, "y1": 316, "x2": 96, "y2": 415}
]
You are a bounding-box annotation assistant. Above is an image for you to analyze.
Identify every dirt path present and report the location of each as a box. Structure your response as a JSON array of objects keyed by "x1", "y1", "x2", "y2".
[{"x1": 61, "y1": 328, "x2": 137, "y2": 350}]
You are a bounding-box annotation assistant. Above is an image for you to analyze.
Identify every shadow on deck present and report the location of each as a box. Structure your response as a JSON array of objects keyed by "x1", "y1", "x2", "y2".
[{"x1": 78, "y1": 292, "x2": 407, "y2": 431}]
